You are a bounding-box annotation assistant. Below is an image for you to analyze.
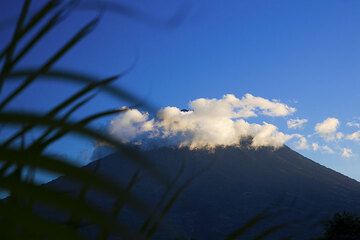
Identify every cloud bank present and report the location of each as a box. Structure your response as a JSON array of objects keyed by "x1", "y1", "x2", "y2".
[
  {"x1": 346, "y1": 131, "x2": 360, "y2": 141},
  {"x1": 287, "y1": 118, "x2": 308, "y2": 129},
  {"x1": 311, "y1": 143, "x2": 334, "y2": 154},
  {"x1": 107, "y1": 94, "x2": 360, "y2": 158},
  {"x1": 315, "y1": 118, "x2": 342, "y2": 141},
  {"x1": 347, "y1": 121, "x2": 360, "y2": 128},
  {"x1": 109, "y1": 94, "x2": 298, "y2": 149}
]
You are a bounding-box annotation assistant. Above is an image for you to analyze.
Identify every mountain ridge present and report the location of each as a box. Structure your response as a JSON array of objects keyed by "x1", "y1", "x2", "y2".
[{"x1": 42, "y1": 145, "x2": 360, "y2": 239}]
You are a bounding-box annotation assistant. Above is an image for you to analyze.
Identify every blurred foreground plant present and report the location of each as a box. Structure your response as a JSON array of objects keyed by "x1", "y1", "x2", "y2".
[
  {"x1": 0, "y1": 1, "x2": 178, "y2": 239},
  {"x1": 0, "y1": 1, "x2": 290, "y2": 239}
]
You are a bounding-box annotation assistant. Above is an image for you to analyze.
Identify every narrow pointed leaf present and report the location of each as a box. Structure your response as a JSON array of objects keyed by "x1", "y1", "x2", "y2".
[
  {"x1": 0, "y1": 146, "x2": 150, "y2": 214},
  {"x1": 0, "y1": 111, "x2": 169, "y2": 184},
  {"x1": 0, "y1": 202, "x2": 83, "y2": 240},
  {"x1": 0, "y1": 18, "x2": 98, "y2": 110}
]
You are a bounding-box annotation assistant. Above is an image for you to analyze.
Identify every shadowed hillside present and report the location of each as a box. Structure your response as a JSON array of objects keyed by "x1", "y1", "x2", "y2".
[{"x1": 41, "y1": 145, "x2": 360, "y2": 239}]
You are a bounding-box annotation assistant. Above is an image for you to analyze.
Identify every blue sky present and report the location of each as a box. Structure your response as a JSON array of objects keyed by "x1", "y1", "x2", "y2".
[{"x1": 2, "y1": 0, "x2": 360, "y2": 180}]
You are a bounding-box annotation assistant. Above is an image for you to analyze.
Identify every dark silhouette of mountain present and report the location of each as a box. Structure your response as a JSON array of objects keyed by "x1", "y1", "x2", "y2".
[{"x1": 41, "y1": 145, "x2": 360, "y2": 239}]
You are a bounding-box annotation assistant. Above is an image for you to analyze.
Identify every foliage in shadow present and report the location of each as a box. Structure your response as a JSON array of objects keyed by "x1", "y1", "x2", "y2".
[{"x1": 0, "y1": 1, "x2": 299, "y2": 239}]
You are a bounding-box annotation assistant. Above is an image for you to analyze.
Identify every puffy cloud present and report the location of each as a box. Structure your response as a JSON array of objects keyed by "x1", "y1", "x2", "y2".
[
  {"x1": 346, "y1": 121, "x2": 360, "y2": 128},
  {"x1": 346, "y1": 131, "x2": 360, "y2": 141},
  {"x1": 184, "y1": 93, "x2": 295, "y2": 119},
  {"x1": 335, "y1": 132, "x2": 344, "y2": 139},
  {"x1": 293, "y1": 134, "x2": 309, "y2": 150},
  {"x1": 236, "y1": 94, "x2": 296, "y2": 117},
  {"x1": 109, "y1": 108, "x2": 154, "y2": 143},
  {"x1": 315, "y1": 118, "x2": 341, "y2": 141},
  {"x1": 315, "y1": 118, "x2": 339, "y2": 135},
  {"x1": 341, "y1": 148, "x2": 353, "y2": 158},
  {"x1": 311, "y1": 143, "x2": 334, "y2": 154},
  {"x1": 287, "y1": 118, "x2": 308, "y2": 129},
  {"x1": 109, "y1": 94, "x2": 297, "y2": 149},
  {"x1": 319, "y1": 145, "x2": 334, "y2": 154},
  {"x1": 250, "y1": 123, "x2": 293, "y2": 149},
  {"x1": 345, "y1": 120, "x2": 360, "y2": 142},
  {"x1": 311, "y1": 143, "x2": 319, "y2": 151}
]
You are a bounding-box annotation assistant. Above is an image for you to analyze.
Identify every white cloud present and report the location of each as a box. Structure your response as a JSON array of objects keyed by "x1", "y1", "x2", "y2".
[
  {"x1": 186, "y1": 94, "x2": 296, "y2": 119},
  {"x1": 335, "y1": 132, "x2": 344, "y2": 139},
  {"x1": 287, "y1": 118, "x2": 308, "y2": 129},
  {"x1": 311, "y1": 143, "x2": 334, "y2": 154},
  {"x1": 311, "y1": 143, "x2": 319, "y2": 151},
  {"x1": 346, "y1": 121, "x2": 360, "y2": 128},
  {"x1": 293, "y1": 135, "x2": 309, "y2": 150},
  {"x1": 250, "y1": 122, "x2": 293, "y2": 149},
  {"x1": 341, "y1": 148, "x2": 353, "y2": 158},
  {"x1": 315, "y1": 117, "x2": 341, "y2": 141},
  {"x1": 109, "y1": 94, "x2": 297, "y2": 149},
  {"x1": 322, "y1": 145, "x2": 335, "y2": 154},
  {"x1": 109, "y1": 108, "x2": 154, "y2": 143},
  {"x1": 346, "y1": 131, "x2": 360, "y2": 141},
  {"x1": 315, "y1": 118, "x2": 339, "y2": 135},
  {"x1": 236, "y1": 94, "x2": 296, "y2": 117}
]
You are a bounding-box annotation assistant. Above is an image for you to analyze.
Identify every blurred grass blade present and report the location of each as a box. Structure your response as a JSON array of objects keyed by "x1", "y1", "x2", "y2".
[
  {"x1": 0, "y1": 1, "x2": 196, "y2": 239},
  {"x1": 3, "y1": 93, "x2": 95, "y2": 147},
  {"x1": 0, "y1": 0, "x2": 31, "y2": 92},
  {"x1": 10, "y1": 10, "x2": 64, "y2": 67},
  {"x1": 7, "y1": 67, "x2": 156, "y2": 112},
  {"x1": 279, "y1": 236, "x2": 293, "y2": 240},
  {"x1": 28, "y1": 93, "x2": 96, "y2": 149},
  {"x1": 251, "y1": 225, "x2": 285, "y2": 240},
  {"x1": 0, "y1": 177, "x2": 134, "y2": 238},
  {"x1": 66, "y1": 161, "x2": 101, "y2": 229},
  {"x1": 0, "y1": 18, "x2": 98, "y2": 111},
  {"x1": 35, "y1": 107, "x2": 127, "y2": 151},
  {"x1": 0, "y1": 146, "x2": 150, "y2": 214},
  {"x1": 145, "y1": 162, "x2": 212, "y2": 239},
  {"x1": 225, "y1": 210, "x2": 269, "y2": 240},
  {"x1": 98, "y1": 170, "x2": 141, "y2": 240},
  {"x1": 3, "y1": 75, "x2": 118, "y2": 147},
  {"x1": 79, "y1": 0, "x2": 190, "y2": 29},
  {"x1": 45, "y1": 75, "x2": 118, "y2": 117},
  {"x1": 0, "y1": 0, "x2": 59, "y2": 60},
  {"x1": 2, "y1": 0, "x2": 30, "y2": 62},
  {"x1": 140, "y1": 158, "x2": 186, "y2": 233},
  {"x1": 0, "y1": 203, "x2": 84, "y2": 240},
  {"x1": 0, "y1": 111, "x2": 169, "y2": 184}
]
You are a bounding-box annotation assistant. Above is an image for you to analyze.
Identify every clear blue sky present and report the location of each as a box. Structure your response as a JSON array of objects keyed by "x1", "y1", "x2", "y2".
[{"x1": 2, "y1": 0, "x2": 360, "y2": 180}]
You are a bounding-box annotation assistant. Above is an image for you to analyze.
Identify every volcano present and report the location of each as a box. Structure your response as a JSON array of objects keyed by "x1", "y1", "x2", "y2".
[{"x1": 43, "y1": 145, "x2": 360, "y2": 239}]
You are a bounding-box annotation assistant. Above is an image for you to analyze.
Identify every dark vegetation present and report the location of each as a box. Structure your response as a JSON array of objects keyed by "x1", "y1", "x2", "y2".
[
  {"x1": 317, "y1": 212, "x2": 360, "y2": 240},
  {"x1": 0, "y1": 1, "x2": 358, "y2": 239}
]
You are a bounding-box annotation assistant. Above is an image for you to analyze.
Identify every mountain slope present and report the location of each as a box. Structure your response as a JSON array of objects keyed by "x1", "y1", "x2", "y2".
[{"x1": 44, "y1": 146, "x2": 360, "y2": 239}]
